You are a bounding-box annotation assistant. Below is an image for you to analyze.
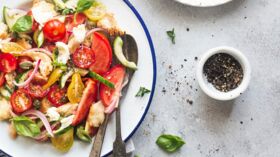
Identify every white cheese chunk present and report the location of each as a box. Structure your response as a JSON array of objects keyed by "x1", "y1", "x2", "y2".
[
  {"x1": 46, "y1": 107, "x2": 60, "y2": 122},
  {"x1": 56, "y1": 42, "x2": 70, "y2": 64},
  {"x1": 60, "y1": 115, "x2": 74, "y2": 130},
  {"x1": 65, "y1": 0, "x2": 79, "y2": 10}
]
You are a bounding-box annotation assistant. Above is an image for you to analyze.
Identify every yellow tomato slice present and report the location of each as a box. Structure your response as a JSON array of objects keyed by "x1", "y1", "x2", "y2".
[
  {"x1": 51, "y1": 127, "x2": 74, "y2": 152},
  {"x1": 67, "y1": 73, "x2": 85, "y2": 104},
  {"x1": 84, "y1": 2, "x2": 106, "y2": 22},
  {"x1": 42, "y1": 68, "x2": 64, "y2": 90},
  {"x1": 1, "y1": 42, "x2": 26, "y2": 53}
]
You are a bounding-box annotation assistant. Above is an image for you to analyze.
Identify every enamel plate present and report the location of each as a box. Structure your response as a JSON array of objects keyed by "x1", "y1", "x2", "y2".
[
  {"x1": 0, "y1": 0, "x2": 156, "y2": 156},
  {"x1": 174, "y1": 0, "x2": 232, "y2": 7}
]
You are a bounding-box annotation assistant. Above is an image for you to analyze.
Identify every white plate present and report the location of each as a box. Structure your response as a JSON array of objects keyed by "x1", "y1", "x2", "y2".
[
  {"x1": 0, "y1": 0, "x2": 157, "y2": 156},
  {"x1": 174, "y1": 0, "x2": 232, "y2": 7}
]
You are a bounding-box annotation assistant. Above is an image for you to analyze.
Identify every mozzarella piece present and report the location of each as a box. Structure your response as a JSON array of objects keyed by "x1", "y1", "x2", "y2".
[
  {"x1": 32, "y1": 1, "x2": 58, "y2": 26},
  {"x1": 68, "y1": 24, "x2": 86, "y2": 53},
  {"x1": 60, "y1": 115, "x2": 74, "y2": 130},
  {"x1": 73, "y1": 24, "x2": 86, "y2": 43},
  {"x1": 0, "y1": 97, "x2": 12, "y2": 121},
  {"x1": 46, "y1": 107, "x2": 60, "y2": 122},
  {"x1": 56, "y1": 42, "x2": 70, "y2": 64},
  {"x1": 86, "y1": 101, "x2": 105, "y2": 128},
  {"x1": 65, "y1": 0, "x2": 79, "y2": 10}
]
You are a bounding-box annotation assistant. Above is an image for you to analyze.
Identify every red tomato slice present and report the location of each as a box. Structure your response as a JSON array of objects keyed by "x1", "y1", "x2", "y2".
[
  {"x1": 11, "y1": 89, "x2": 32, "y2": 113},
  {"x1": 0, "y1": 72, "x2": 5, "y2": 87},
  {"x1": 65, "y1": 13, "x2": 86, "y2": 32},
  {"x1": 90, "y1": 32, "x2": 112, "y2": 74},
  {"x1": 72, "y1": 46, "x2": 95, "y2": 69},
  {"x1": 100, "y1": 65, "x2": 126, "y2": 107},
  {"x1": 0, "y1": 53, "x2": 17, "y2": 73},
  {"x1": 43, "y1": 19, "x2": 66, "y2": 42},
  {"x1": 72, "y1": 79, "x2": 98, "y2": 126},
  {"x1": 27, "y1": 11, "x2": 39, "y2": 31},
  {"x1": 47, "y1": 85, "x2": 68, "y2": 107},
  {"x1": 25, "y1": 83, "x2": 49, "y2": 98}
]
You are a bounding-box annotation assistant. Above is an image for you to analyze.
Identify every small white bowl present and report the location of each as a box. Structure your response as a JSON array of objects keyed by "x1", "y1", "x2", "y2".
[{"x1": 196, "y1": 46, "x2": 251, "y2": 101}]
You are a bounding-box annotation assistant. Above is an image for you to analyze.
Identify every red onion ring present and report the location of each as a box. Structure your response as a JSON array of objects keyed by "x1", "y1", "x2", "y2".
[
  {"x1": 86, "y1": 28, "x2": 106, "y2": 38},
  {"x1": 22, "y1": 48, "x2": 53, "y2": 58},
  {"x1": 22, "y1": 109, "x2": 54, "y2": 137},
  {"x1": 13, "y1": 59, "x2": 41, "y2": 88}
]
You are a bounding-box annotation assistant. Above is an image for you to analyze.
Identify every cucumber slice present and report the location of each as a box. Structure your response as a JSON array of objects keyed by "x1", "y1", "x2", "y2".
[
  {"x1": 4, "y1": 84, "x2": 14, "y2": 94},
  {"x1": 88, "y1": 71, "x2": 115, "y2": 89},
  {"x1": 3, "y1": 7, "x2": 26, "y2": 31},
  {"x1": 113, "y1": 36, "x2": 137, "y2": 70},
  {"x1": 19, "y1": 61, "x2": 33, "y2": 70},
  {"x1": 60, "y1": 69, "x2": 74, "y2": 88},
  {"x1": 15, "y1": 70, "x2": 30, "y2": 83},
  {"x1": 0, "y1": 87, "x2": 11, "y2": 100},
  {"x1": 33, "y1": 29, "x2": 44, "y2": 48},
  {"x1": 74, "y1": 68, "x2": 88, "y2": 77},
  {"x1": 53, "y1": 0, "x2": 66, "y2": 9},
  {"x1": 54, "y1": 126, "x2": 72, "y2": 136}
]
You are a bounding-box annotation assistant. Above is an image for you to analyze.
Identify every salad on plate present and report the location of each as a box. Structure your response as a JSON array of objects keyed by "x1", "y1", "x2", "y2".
[{"x1": 0, "y1": 0, "x2": 137, "y2": 152}]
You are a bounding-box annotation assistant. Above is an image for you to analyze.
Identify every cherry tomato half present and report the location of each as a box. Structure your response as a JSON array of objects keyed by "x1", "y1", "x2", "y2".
[
  {"x1": 0, "y1": 53, "x2": 17, "y2": 73},
  {"x1": 47, "y1": 85, "x2": 68, "y2": 107},
  {"x1": 25, "y1": 83, "x2": 49, "y2": 98},
  {"x1": 43, "y1": 19, "x2": 66, "y2": 42},
  {"x1": 0, "y1": 72, "x2": 5, "y2": 87},
  {"x1": 90, "y1": 32, "x2": 112, "y2": 74},
  {"x1": 100, "y1": 65, "x2": 126, "y2": 107},
  {"x1": 11, "y1": 89, "x2": 32, "y2": 113},
  {"x1": 72, "y1": 46, "x2": 95, "y2": 69}
]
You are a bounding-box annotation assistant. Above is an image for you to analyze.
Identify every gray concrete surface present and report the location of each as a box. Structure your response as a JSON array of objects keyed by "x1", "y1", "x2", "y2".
[{"x1": 130, "y1": 0, "x2": 280, "y2": 156}]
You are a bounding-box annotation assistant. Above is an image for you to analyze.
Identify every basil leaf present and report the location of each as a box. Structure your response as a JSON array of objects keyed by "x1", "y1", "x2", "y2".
[
  {"x1": 156, "y1": 134, "x2": 185, "y2": 153},
  {"x1": 12, "y1": 15, "x2": 33, "y2": 33},
  {"x1": 76, "y1": 125, "x2": 92, "y2": 142},
  {"x1": 166, "y1": 28, "x2": 175, "y2": 44},
  {"x1": 135, "y1": 87, "x2": 150, "y2": 97},
  {"x1": 76, "y1": 0, "x2": 94, "y2": 12},
  {"x1": 12, "y1": 116, "x2": 41, "y2": 137}
]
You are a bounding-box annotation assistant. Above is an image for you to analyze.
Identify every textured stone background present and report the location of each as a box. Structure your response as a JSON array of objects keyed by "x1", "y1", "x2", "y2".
[{"x1": 130, "y1": 0, "x2": 280, "y2": 156}]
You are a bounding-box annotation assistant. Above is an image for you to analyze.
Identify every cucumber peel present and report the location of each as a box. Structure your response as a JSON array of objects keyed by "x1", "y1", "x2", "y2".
[
  {"x1": 113, "y1": 36, "x2": 137, "y2": 70},
  {"x1": 88, "y1": 71, "x2": 115, "y2": 89},
  {"x1": 60, "y1": 69, "x2": 74, "y2": 88}
]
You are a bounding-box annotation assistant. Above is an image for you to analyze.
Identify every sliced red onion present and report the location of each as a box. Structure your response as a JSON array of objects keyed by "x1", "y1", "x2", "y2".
[
  {"x1": 13, "y1": 59, "x2": 41, "y2": 88},
  {"x1": 34, "y1": 122, "x2": 59, "y2": 141},
  {"x1": 23, "y1": 48, "x2": 53, "y2": 58},
  {"x1": 104, "y1": 75, "x2": 129, "y2": 114},
  {"x1": 22, "y1": 109, "x2": 54, "y2": 137},
  {"x1": 86, "y1": 28, "x2": 106, "y2": 38}
]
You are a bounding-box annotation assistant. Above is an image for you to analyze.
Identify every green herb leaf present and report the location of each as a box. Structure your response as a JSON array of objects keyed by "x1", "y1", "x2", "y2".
[
  {"x1": 135, "y1": 87, "x2": 150, "y2": 97},
  {"x1": 166, "y1": 28, "x2": 175, "y2": 44},
  {"x1": 76, "y1": 125, "x2": 92, "y2": 142},
  {"x1": 12, "y1": 116, "x2": 41, "y2": 137},
  {"x1": 61, "y1": 8, "x2": 75, "y2": 15},
  {"x1": 76, "y1": 0, "x2": 94, "y2": 12},
  {"x1": 134, "y1": 155, "x2": 140, "y2": 157},
  {"x1": 12, "y1": 15, "x2": 33, "y2": 33},
  {"x1": 88, "y1": 71, "x2": 115, "y2": 89},
  {"x1": 156, "y1": 134, "x2": 185, "y2": 153}
]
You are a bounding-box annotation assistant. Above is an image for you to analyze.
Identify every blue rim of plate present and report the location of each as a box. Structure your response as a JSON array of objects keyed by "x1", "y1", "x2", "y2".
[{"x1": 0, "y1": 0, "x2": 157, "y2": 156}]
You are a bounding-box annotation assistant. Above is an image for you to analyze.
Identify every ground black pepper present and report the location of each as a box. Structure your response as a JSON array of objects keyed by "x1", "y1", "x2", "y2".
[{"x1": 203, "y1": 53, "x2": 243, "y2": 92}]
